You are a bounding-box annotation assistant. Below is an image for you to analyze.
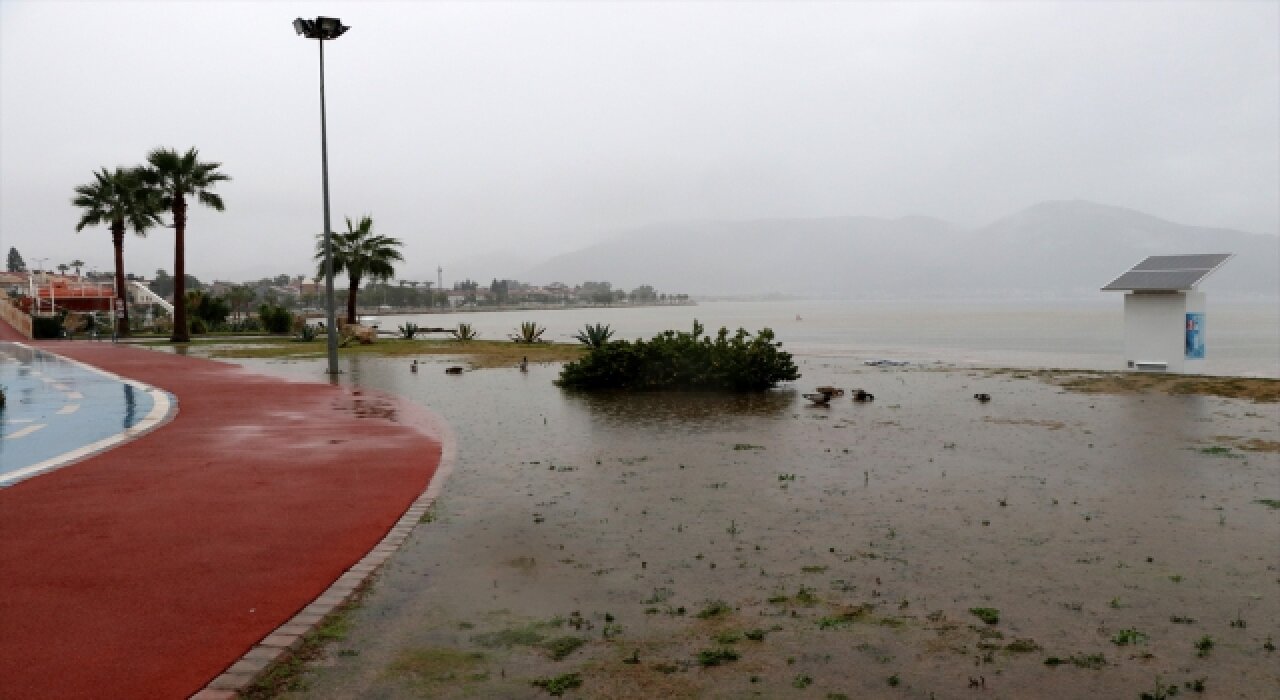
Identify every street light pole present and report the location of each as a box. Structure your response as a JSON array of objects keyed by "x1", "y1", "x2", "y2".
[{"x1": 294, "y1": 16, "x2": 349, "y2": 375}]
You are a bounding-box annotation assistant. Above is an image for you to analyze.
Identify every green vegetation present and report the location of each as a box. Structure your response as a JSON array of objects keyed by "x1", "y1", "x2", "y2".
[
  {"x1": 556, "y1": 320, "x2": 799, "y2": 391},
  {"x1": 530, "y1": 672, "x2": 582, "y2": 696},
  {"x1": 1195, "y1": 635, "x2": 1214, "y2": 657},
  {"x1": 696, "y1": 600, "x2": 732, "y2": 619},
  {"x1": 258, "y1": 303, "x2": 294, "y2": 334},
  {"x1": 696, "y1": 648, "x2": 740, "y2": 666},
  {"x1": 398, "y1": 321, "x2": 420, "y2": 339},
  {"x1": 510, "y1": 321, "x2": 547, "y2": 343},
  {"x1": 72, "y1": 165, "x2": 162, "y2": 337},
  {"x1": 574, "y1": 323, "x2": 614, "y2": 348},
  {"x1": 315, "y1": 214, "x2": 404, "y2": 325},
  {"x1": 452, "y1": 322, "x2": 478, "y2": 342},
  {"x1": 141, "y1": 146, "x2": 230, "y2": 343},
  {"x1": 969, "y1": 607, "x2": 1000, "y2": 625},
  {"x1": 1043, "y1": 653, "x2": 1106, "y2": 669},
  {"x1": 1111, "y1": 628, "x2": 1148, "y2": 646},
  {"x1": 542, "y1": 635, "x2": 587, "y2": 661},
  {"x1": 386, "y1": 648, "x2": 488, "y2": 687},
  {"x1": 1255, "y1": 499, "x2": 1280, "y2": 509}
]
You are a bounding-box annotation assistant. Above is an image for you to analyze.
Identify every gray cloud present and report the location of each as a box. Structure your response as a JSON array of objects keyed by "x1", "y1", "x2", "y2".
[{"x1": 1, "y1": 1, "x2": 1275, "y2": 283}]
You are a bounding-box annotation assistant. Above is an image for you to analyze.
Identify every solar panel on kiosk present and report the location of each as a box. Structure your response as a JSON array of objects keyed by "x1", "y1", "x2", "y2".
[
  {"x1": 1132, "y1": 254, "x2": 1232, "y2": 271},
  {"x1": 1101, "y1": 253, "x2": 1232, "y2": 291}
]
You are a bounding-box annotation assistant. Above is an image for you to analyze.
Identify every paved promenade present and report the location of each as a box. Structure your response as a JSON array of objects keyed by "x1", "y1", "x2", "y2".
[{"x1": 0, "y1": 328, "x2": 443, "y2": 699}]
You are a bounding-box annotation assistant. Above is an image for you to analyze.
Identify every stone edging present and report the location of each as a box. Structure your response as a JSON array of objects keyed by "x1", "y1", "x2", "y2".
[{"x1": 190, "y1": 400, "x2": 457, "y2": 700}]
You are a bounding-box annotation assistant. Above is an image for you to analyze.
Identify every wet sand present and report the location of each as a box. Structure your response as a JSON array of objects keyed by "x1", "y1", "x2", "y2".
[{"x1": 222, "y1": 352, "x2": 1278, "y2": 699}]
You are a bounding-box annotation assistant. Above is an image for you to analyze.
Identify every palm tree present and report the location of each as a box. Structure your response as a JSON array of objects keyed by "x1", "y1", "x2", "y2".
[
  {"x1": 56, "y1": 264, "x2": 69, "y2": 276},
  {"x1": 72, "y1": 167, "x2": 161, "y2": 336},
  {"x1": 70, "y1": 259, "x2": 85, "y2": 278},
  {"x1": 226, "y1": 284, "x2": 255, "y2": 322},
  {"x1": 315, "y1": 215, "x2": 404, "y2": 325},
  {"x1": 141, "y1": 147, "x2": 230, "y2": 342}
]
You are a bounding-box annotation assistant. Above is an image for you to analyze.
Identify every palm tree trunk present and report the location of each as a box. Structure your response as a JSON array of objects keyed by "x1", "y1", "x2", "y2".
[
  {"x1": 346, "y1": 273, "x2": 360, "y2": 325},
  {"x1": 171, "y1": 196, "x2": 189, "y2": 343},
  {"x1": 111, "y1": 221, "x2": 130, "y2": 337}
]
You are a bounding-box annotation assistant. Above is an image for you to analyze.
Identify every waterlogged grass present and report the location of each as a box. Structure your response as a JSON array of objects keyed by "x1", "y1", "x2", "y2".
[
  {"x1": 969, "y1": 607, "x2": 1000, "y2": 625},
  {"x1": 530, "y1": 672, "x2": 582, "y2": 696},
  {"x1": 1011, "y1": 369, "x2": 1280, "y2": 403},
  {"x1": 196, "y1": 337, "x2": 584, "y2": 368},
  {"x1": 697, "y1": 647, "x2": 740, "y2": 666},
  {"x1": 386, "y1": 647, "x2": 489, "y2": 685}
]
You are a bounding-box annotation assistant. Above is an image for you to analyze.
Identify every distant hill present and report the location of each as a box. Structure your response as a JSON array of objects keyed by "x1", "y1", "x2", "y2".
[{"x1": 520, "y1": 201, "x2": 1278, "y2": 299}]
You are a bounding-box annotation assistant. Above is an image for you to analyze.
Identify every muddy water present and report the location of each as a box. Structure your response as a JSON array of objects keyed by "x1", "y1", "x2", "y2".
[{"x1": 230, "y1": 353, "x2": 1279, "y2": 699}]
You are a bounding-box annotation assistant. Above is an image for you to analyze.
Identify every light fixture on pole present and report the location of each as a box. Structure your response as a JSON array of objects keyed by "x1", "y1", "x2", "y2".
[{"x1": 294, "y1": 15, "x2": 349, "y2": 375}]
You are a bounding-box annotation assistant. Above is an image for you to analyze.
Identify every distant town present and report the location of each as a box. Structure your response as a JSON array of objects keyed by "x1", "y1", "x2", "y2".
[{"x1": 3, "y1": 246, "x2": 692, "y2": 320}]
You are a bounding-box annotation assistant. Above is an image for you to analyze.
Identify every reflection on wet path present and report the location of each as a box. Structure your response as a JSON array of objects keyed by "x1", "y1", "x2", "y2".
[{"x1": 1, "y1": 343, "x2": 170, "y2": 485}]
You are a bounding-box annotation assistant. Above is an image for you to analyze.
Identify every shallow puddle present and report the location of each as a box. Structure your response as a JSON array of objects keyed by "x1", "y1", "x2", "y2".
[{"x1": 220, "y1": 353, "x2": 1279, "y2": 699}]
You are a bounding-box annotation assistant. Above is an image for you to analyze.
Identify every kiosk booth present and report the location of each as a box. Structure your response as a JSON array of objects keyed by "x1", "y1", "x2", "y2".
[{"x1": 1102, "y1": 254, "x2": 1232, "y2": 373}]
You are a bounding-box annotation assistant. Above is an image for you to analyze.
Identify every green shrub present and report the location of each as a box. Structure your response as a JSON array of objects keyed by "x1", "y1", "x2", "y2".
[
  {"x1": 31, "y1": 315, "x2": 64, "y2": 339},
  {"x1": 510, "y1": 321, "x2": 546, "y2": 343},
  {"x1": 574, "y1": 323, "x2": 614, "y2": 348},
  {"x1": 556, "y1": 320, "x2": 799, "y2": 391},
  {"x1": 399, "y1": 322, "x2": 419, "y2": 339},
  {"x1": 451, "y1": 322, "x2": 477, "y2": 342},
  {"x1": 258, "y1": 304, "x2": 294, "y2": 334}
]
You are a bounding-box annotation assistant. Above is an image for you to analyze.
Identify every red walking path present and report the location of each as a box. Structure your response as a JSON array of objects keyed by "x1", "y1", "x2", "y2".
[{"x1": 0, "y1": 330, "x2": 443, "y2": 699}]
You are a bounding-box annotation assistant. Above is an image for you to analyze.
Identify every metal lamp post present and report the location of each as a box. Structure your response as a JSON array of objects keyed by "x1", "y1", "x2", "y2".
[{"x1": 294, "y1": 16, "x2": 349, "y2": 375}]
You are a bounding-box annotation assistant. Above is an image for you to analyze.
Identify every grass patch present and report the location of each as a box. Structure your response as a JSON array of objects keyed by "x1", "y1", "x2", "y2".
[
  {"x1": 1038, "y1": 370, "x2": 1280, "y2": 403},
  {"x1": 472, "y1": 618, "x2": 561, "y2": 648},
  {"x1": 1044, "y1": 653, "x2": 1106, "y2": 669},
  {"x1": 201, "y1": 337, "x2": 585, "y2": 368},
  {"x1": 1005, "y1": 638, "x2": 1040, "y2": 653},
  {"x1": 696, "y1": 600, "x2": 733, "y2": 619},
  {"x1": 386, "y1": 647, "x2": 488, "y2": 685},
  {"x1": 1254, "y1": 499, "x2": 1280, "y2": 509},
  {"x1": 1111, "y1": 628, "x2": 1148, "y2": 646},
  {"x1": 241, "y1": 579, "x2": 374, "y2": 698},
  {"x1": 697, "y1": 648, "x2": 740, "y2": 667},
  {"x1": 543, "y1": 636, "x2": 587, "y2": 661},
  {"x1": 531, "y1": 672, "x2": 582, "y2": 696},
  {"x1": 1196, "y1": 446, "x2": 1242, "y2": 458},
  {"x1": 969, "y1": 607, "x2": 1000, "y2": 625}
]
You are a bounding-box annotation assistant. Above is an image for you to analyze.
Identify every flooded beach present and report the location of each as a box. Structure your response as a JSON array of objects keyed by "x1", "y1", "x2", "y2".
[{"x1": 214, "y1": 345, "x2": 1279, "y2": 699}]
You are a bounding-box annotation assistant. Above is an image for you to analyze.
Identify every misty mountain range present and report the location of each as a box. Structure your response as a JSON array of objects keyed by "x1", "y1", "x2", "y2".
[{"x1": 450, "y1": 201, "x2": 1278, "y2": 299}]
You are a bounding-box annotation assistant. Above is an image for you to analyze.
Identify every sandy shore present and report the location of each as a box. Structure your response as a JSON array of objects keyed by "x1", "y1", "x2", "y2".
[{"x1": 218, "y1": 351, "x2": 1278, "y2": 699}]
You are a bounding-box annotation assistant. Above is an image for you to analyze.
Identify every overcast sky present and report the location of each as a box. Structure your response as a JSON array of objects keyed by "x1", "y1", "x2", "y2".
[{"x1": 1, "y1": 1, "x2": 1276, "y2": 284}]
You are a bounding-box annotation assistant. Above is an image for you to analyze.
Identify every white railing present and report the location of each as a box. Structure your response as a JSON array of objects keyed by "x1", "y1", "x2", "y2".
[{"x1": 128, "y1": 280, "x2": 174, "y2": 314}]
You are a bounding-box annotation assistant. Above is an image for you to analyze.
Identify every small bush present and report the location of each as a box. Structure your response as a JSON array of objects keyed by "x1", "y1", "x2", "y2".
[
  {"x1": 697, "y1": 648, "x2": 739, "y2": 667},
  {"x1": 574, "y1": 323, "x2": 614, "y2": 348},
  {"x1": 530, "y1": 672, "x2": 582, "y2": 696},
  {"x1": 451, "y1": 322, "x2": 477, "y2": 342},
  {"x1": 557, "y1": 320, "x2": 799, "y2": 391},
  {"x1": 510, "y1": 321, "x2": 546, "y2": 343},
  {"x1": 399, "y1": 322, "x2": 419, "y2": 339},
  {"x1": 258, "y1": 304, "x2": 294, "y2": 334},
  {"x1": 969, "y1": 607, "x2": 1000, "y2": 625},
  {"x1": 31, "y1": 315, "x2": 64, "y2": 339}
]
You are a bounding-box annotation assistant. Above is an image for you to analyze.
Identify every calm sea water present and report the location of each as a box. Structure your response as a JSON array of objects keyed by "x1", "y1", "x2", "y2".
[{"x1": 385, "y1": 299, "x2": 1279, "y2": 377}]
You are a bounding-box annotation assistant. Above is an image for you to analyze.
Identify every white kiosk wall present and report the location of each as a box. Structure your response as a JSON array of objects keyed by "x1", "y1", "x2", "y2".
[{"x1": 1122, "y1": 290, "x2": 1205, "y2": 373}]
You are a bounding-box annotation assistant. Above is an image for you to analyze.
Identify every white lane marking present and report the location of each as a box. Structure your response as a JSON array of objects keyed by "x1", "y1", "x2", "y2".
[
  {"x1": 0, "y1": 342, "x2": 177, "y2": 487},
  {"x1": 5, "y1": 424, "x2": 46, "y2": 440},
  {"x1": 53, "y1": 383, "x2": 71, "y2": 391},
  {"x1": 58, "y1": 404, "x2": 80, "y2": 415},
  {"x1": 66, "y1": 391, "x2": 83, "y2": 400},
  {"x1": 0, "y1": 390, "x2": 171, "y2": 486}
]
